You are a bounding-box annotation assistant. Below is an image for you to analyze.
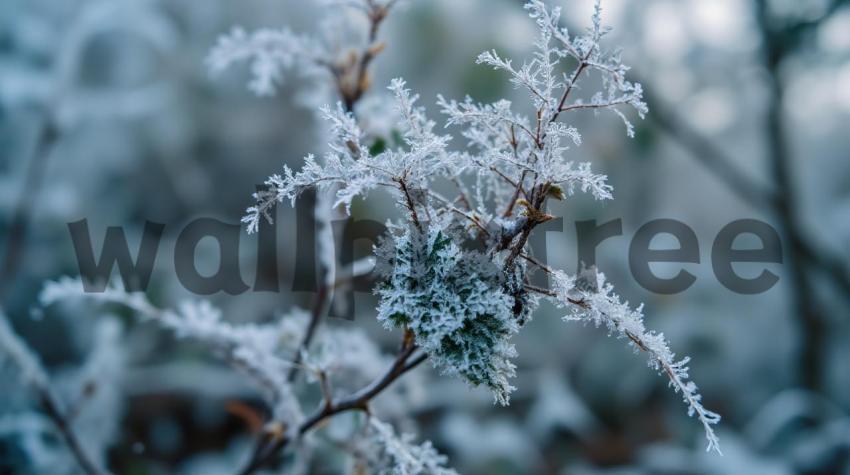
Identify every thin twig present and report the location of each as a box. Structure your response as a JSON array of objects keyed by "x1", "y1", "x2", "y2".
[
  {"x1": 503, "y1": 171, "x2": 526, "y2": 217},
  {"x1": 340, "y1": 1, "x2": 392, "y2": 111},
  {"x1": 558, "y1": 99, "x2": 633, "y2": 113},
  {"x1": 396, "y1": 177, "x2": 424, "y2": 233},
  {"x1": 237, "y1": 330, "x2": 426, "y2": 475},
  {"x1": 548, "y1": 52, "x2": 592, "y2": 130},
  {"x1": 428, "y1": 191, "x2": 490, "y2": 236},
  {"x1": 450, "y1": 177, "x2": 473, "y2": 211},
  {"x1": 286, "y1": 283, "x2": 329, "y2": 382}
]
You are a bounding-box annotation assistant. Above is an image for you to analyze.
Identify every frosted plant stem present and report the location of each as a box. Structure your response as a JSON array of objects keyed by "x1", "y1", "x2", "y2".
[{"x1": 247, "y1": 2, "x2": 401, "y2": 465}]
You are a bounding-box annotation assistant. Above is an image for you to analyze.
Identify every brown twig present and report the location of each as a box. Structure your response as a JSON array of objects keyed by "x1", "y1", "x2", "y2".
[
  {"x1": 237, "y1": 330, "x2": 426, "y2": 475},
  {"x1": 396, "y1": 177, "x2": 424, "y2": 233},
  {"x1": 450, "y1": 177, "x2": 473, "y2": 211},
  {"x1": 548, "y1": 52, "x2": 592, "y2": 131},
  {"x1": 339, "y1": 1, "x2": 392, "y2": 112}
]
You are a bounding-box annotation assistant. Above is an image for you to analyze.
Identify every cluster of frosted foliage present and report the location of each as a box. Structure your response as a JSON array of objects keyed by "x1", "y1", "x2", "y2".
[
  {"x1": 361, "y1": 418, "x2": 458, "y2": 475},
  {"x1": 376, "y1": 224, "x2": 519, "y2": 405},
  {"x1": 31, "y1": 273, "x2": 439, "y2": 472},
  {"x1": 37, "y1": 277, "x2": 421, "y2": 431},
  {"x1": 244, "y1": 0, "x2": 721, "y2": 454},
  {"x1": 473, "y1": 0, "x2": 648, "y2": 137},
  {"x1": 243, "y1": 80, "x2": 451, "y2": 233}
]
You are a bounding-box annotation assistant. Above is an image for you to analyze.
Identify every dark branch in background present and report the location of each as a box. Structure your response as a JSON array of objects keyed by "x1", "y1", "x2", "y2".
[
  {"x1": 237, "y1": 330, "x2": 426, "y2": 475},
  {"x1": 642, "y1": 85, "x2": 850, "y2": 300},
  {"x1": 642, "y1": 87, "x2": 780, "y2": 210},
  {"x1": 641, "y1": 0, "x2": 849, "y2": 391},
  {"x1": 0, "y1": 119, "x2": 59, "y2": 304},
  {"x1": 754, "y1": 0, "x2": 843, "y2": 392}
]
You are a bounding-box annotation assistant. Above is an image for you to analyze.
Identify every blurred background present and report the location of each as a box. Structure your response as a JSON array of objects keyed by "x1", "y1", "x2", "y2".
[{"x1": 1, "y1": 0, "x2": 850, "y2": 473}]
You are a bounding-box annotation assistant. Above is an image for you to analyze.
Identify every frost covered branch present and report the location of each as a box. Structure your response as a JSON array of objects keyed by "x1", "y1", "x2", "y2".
[
  {"x1": 238, "y1": 0, "x2": 721, "y2": 449},
  {"x1": 540, "y1": 270, "x2": 722, "y2": 453},
  {"x1": 243, "y1": 81, "x2": 450, "y2": 234},
  {"x1": 239, "y1": 0, "x2": 719, "y2": 455},
  {"x1": 207, "y1": 27, "x2": 326, "y2": 96},
  {"x1": 40, "y1": 278, "x2": 306, "y2": 430},
  {"x1": 208, "y1": 0, "x2": 722, "y2": 470},
  {"x1": 40, "y1": 278, "x2": 435, "y2": 474}
]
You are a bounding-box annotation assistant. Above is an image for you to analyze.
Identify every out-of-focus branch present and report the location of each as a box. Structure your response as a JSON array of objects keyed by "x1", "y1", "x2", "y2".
[
  {"x1": 642, "y1": 86, "x2": 779, "y2": 210},
  {"x1": 755, "y1": 0, "x2": 830, "y2": 391},
  {"x1": 37, "y1": 388, "x2": 110, "y2": 475},
  {"x1": 286, "y1": 283, "x2": 329, "y2": 382},
  {"x1": 0, "y1": 119, "x2": 59, "y2": 304},
  {"x1": 0, "y1": 309, "x2": 109, "y2": 475},
  {"x1": 771, "y1": 0, "x2": 849, "y2": 47}
]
